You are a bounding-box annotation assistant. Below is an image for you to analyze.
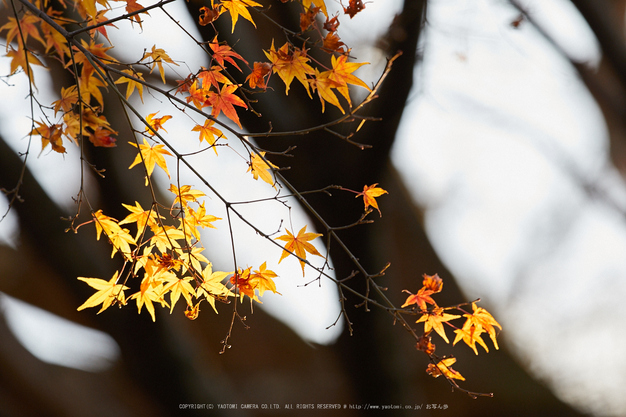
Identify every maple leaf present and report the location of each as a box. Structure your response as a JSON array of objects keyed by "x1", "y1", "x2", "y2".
[
  {"x1": 328, "y1": 53, "x2": 370, "y2": 107},
  {"x1": 209, "y1": 37, "x2": 248, "y2": 71},
  {"x1": 416, "y1": 307, "x2": 461, "y2": 344},
  {"x1": 93, "y1": 210, "x2": 124, "y2": 241},
  {"x1": 322, "y1": 32, "x2": 345, "y2": 53},
  {"x1": 426, "y1": 357, "x2": 465, "y2": 381},
  {"x1": 199, "y1": 6, "x2": 221, "y2": 26},
  {"x1": 230, "y1": 267, "x2": 259, "y2": 303},
  {"x1": 276, "y1": 226, "x2": 323, "y2": 276},
  {"x1": 198, "y1": 66, "x2": 232, "y2": 90},
  {"x1": 177, "y1": 246, "x2": 210, "y2": 275},
  {"x1": 246, "y1": 62, "x2": 272, "y2": 89},
  {"x1": 141, "y1": 45, "x2": 178, "y2": 84},
  {"x1": 88, "y1": 127, "x2": 117, "y2": 148},
  {"x1": 300, "y1": 6, "x2": 320, "y2": 32},
  {"x1": 107, "y1": 227, "x2": 136, "y2": 259},
  {"x1": 169, "y1": 184, "x2": 206, "y2": 207},
  {"x1": 220, "y1": 0, "x2": 262, "y2": 32},
  {"x1": 185, "y1": 302, "x2": 201, "y2": 320},
  {"x1": 78, "y1": 74, "x2": 107, "y2": 108},
  {"x1": 356, "y1": 183, "x2": 388, "y2": 216},
  {"x1": 265, "y1": 41, "x2": 315, "y2": 96},
  {"x1": 192, "y1": 119, "x2": 224, "y2": 153},
  {"x1": 129, "y1": 138, "x2": 173, "y2": 179},
  {"x1": 52, "y1": 85, "x2": 78, "y2": 116},
  {"x1": 77, "y1": 271, "x2": 129, "y2": 313},
  {"x1": 310, "y1": 68, "x2": 343, "y2": 114},
  {"x1": 402, "y1": 287, "x2": 437, "y2": 311},
  {"x1": 130, "y1": 275, "x2": 168, "y2": 322},
  {"x1": 247, "y1": 151, "x2": 278, "y2": 187},
  {"x1": 30, "y1": 121, "x2": 65, "y2": 153},
  {"x1": 162, "y1": 274, "x2": 195, "y2": 313},
  {"x1": 149, "y1": 224, "x2": 185, "y2": 254},
  {"x1": 183, "y1": 202, "x2": 221, "y2": 231},
  {"x1": 125, "y1": 0, "x2": 149, "y2": 28},
  {"x1": 453, "y1": 321, "x2": 490, "y2": 355},
  {"x1": 144, "y1": 112, "x2": 172, "y2": 136},
  {"x1": 342, "y1": 0, "x2": 365, "y2": 18},
  {"x1": 416, "y1": 333, "x2": 436, "y2": 355},
  {"x1": 114, "y1": 69, "x2": 145, "y2": 103},
  {"x1": 119, "y1": 201, "x2": 163, "y2": 239},
  {"x1": 249, "y1": 262, "x2": 280, "y2": 297},
  {"x1": 463, "y1": 302, "x2": 502, "y2": 350},
  {"x1": 6, "y1": 46, "x2": 44, "y2": 87},
  {"x1": 207, "y1": 84, "x2": 247, "y2": 128},
  {"x1": 198, "y1": 263, "x2": 234, "y2": 313},
  {"x1": 422, "y1": 273, "x2": 444, "y2": 293},
  {"x1": 0, "y1": 15, "x2": 46, "y2": 50}
]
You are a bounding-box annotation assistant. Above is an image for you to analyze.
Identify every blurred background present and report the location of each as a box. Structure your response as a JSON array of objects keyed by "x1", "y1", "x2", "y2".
[{"x1": 1, "y1": 0, "x2": 626, "y2": 415}]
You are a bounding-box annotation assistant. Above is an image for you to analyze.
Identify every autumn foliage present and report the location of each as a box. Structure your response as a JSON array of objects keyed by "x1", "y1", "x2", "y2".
[{"x1": 1, "y1": 0, "x2": 500, "y2": 396}]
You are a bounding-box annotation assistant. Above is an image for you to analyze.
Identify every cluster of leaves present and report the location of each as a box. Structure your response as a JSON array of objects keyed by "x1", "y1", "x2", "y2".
[
  {"x1": 1, "y1": 0, "x2": 501, "y2": 396},
  {"x1": 402, "y1": 274, "x2": 501, "y2": 389}
]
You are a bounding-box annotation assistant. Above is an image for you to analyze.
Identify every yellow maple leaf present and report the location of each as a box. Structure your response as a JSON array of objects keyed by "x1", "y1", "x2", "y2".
[
  {"x1": 162, "y1": 273, "x2": 195, "y2": 314},
  {"x1": 220, "y1": 0, "x2": 262, "y2": 32},
  {"x1": 119, "y1": 201, "x2": 163, "y2": 239},
  {"x1": 310, "y1": 69, "x2": 343, "y2": 114},
  {"x1": 276, "y1": 225, "x2": 323, "y2": 276},
  {"x1": 128, "y1": 138, "x2": 173, "y2": 179},
  {"x1": 426, "y1": 357, "x2": 465, "y2": 381},
  {"x1": 328, "y1": 53, "x2": 370, "y2": 107},
  {"x1": 169, "y1": 184, "x2": 206, "y2": 207},
  {"x1": 141, "y1": 45, "x2": 178, "y2": 84},
  {"x1": 416, "y1": 307, "x2": 461, "y2": 344},
  {"x1": 249, "y1": 262, "x2": 280, "y2": 297},
  {"x1": 265, "y1": 41, "x2": 315, "y2": 96},
  {"x1": 191, "y1": 119, "x2": 224, "y2": 153},
  {"x1": 248, "y1": 151, "x2": 278, "y2": 188},
  {"x1": 463, "y1": 302, "x2": 502, "y2": 350},
  {"x1": 144, "y1": 112, "x2": 172, "y2": 136},
  {"x1": 77, "y1": 271, "x2": 129, "y2": 314},
  {"x1": 130, "y1": 275, "x2": 168, "y2": 322},
  {"x1": 198, "y1": 263, "x2": 234, "y2": 313},
  {"x1": 114, "y1": 69, "x2": 145, "y2": 103},
  {"x1": 453, "y1": 321, "x2": 490, "y2": 355},
  {"x1": 356, "y1": 183, "x2": 388, "y2": 216},
  {"x1": 93, "y1": 209, "x2": 123, "y2": 241}
]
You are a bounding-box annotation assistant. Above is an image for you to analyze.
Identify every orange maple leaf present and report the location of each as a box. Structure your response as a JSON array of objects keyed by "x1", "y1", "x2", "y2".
[
  {"x1": 209, "y1": 37, "x2": 248, "y2": 71},
  {"x1": 463, "y1": 302, "x2": 502, "y2": 350},
  {"x1": 276, "y1": 226, "x2": 323, "y2": 276},
  {"x1": 199, "y1": 6, "x2": 221, "y2": 26},
  {"x1": 5, "y1": 46, "x2": 44, "y2": 87},
  {"x1": 356, "y1": 183, "x2": 388, "y2": 216},
  {"x1": 328, "y1": 53, "x2": 370, "y2": 107},
  {"x1": 206, "y1": 84, "x2": 248, "y2": 128},
  {"x1": 422, "y1": 273, "x2": 443, "y2": 293},
  {"x1": 402, "y1": 287, "x2": 437, "y2": 311},
  {"x1": 426, "y1": 357, "x2": 465, "y2": 381},
  {"x1": 246, "y1": 62, "x2": 272, "y2": 89},
  {"x1": 30, "y1": 120, "x2": 65, "y2": 153},
  {"x1": 453, "y1": 321, "x2": 490, "y2": 355},
  {"x1": 310, "y1": 68, "x2": 343, "y2": 113}
]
